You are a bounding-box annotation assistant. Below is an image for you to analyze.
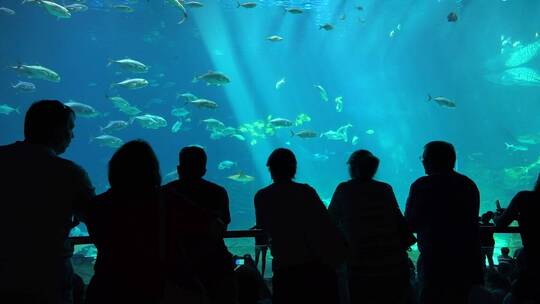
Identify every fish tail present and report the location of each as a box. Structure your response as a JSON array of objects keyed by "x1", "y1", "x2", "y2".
[
  {"x1": 15, "y1": 107, "x2": 20, "y2": 114},
  {"x1": 107, "y1": 59, "x2": 114, "y2": 67},
  {"x1": 291, "y1": 130, "x2": 295, "y2": 137},
  {"x1": 237, "y1": 1, "x2": 240, "y2": 8},
  {"x1": 191, "y1": 76, "x2": 198, "y2": 83},
  {"x1": 504, "y1": 142, "x2": 511, "y2": 149},
  {"x1": 427, "y1": 94, "x2": 432, "y2": 101}
]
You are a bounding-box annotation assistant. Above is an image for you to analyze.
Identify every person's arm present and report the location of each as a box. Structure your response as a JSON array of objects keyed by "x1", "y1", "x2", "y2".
[
  {"x1": 71, "y1": 164, "x2": 96, "y2": 224},
  {"x1": 495, "y1": 192, "x2": 522, "y2": 228}
]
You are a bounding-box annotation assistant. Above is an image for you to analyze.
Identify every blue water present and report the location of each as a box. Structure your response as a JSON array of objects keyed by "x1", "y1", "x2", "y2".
[{"x1": 1, "y1": 0, "x2": 540, "y2": 232}]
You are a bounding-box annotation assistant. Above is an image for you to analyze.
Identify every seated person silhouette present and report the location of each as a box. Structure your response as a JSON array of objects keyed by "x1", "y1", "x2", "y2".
[
  {"x1": 254, "y1": 148, "x2": 345, "y2": 304},
  {"x1": 161, "y1": 146, "x2": 236, "y2": 304},
  {"x1": 495, "y1": 173, "x2": 540, "y2": 304},
  {"x1": 497, "y1": 247, "x2": 516, "y2": 267},
  {"x1": 328, "y1": 150, "x2": 413, "y2": 304},
  {"x1": 405, "y1": 141, "x2": 483, "y2": 304},
  {"x1": 0, "y1": 99, "x2": 95, "y2": 304},
  {"x1": 85, "y1": 140, "x2": 163, "y2": 304}
]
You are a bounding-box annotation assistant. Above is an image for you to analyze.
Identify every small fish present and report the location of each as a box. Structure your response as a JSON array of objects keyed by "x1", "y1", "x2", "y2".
[
  {"x1": 266, "y1": 35, "x2": 283, "y2": 42},
  {"x1": 65, "y1": 101, "x2": 99, "y2": 118},
  {"x1": 0, "y1": 104, "x2": 19, "y2": 115},
  {"x1": 187, "y1": 99, "x2": 218, "y2": 109},
  {"x1": 171, "y1": 120, "x2": 183, "y2": 133},
  {"x1": 171, "y1": 107, "x2": 190, "y2": 117},
  {"x1": 237, "y1": 1, "x2": 256, "y2": 8},
  {"x1": 313, "y1": 153, "x2": 329, "y2": 161},
  {"x1": 231, "y1": 134, "x2": 246, "y2": 141},
  {"x1": 184, "y1": 1, "x2": 204, "y2": 8},
  {"x1": 192, "y1": 71, "x2": 230, "y2": 86},
  {"x1": 285, "y1": 7, "x2": 303, "y2": 14},
  {"x1": 112, "y1": 4, "x2": 134, "y2": 13},
  {"x1": 92, "y1": 135, "x2": 124, "y2": 148},
  {"x1": 314, "y1": 84, "x2": 328, "y2": 102},
  {"x1": 111, "y1": 78, "x2": 149, "y2": 89},
  {"x1": 505, "y1": 142, "x2": 528, "y2": 152},
  {"x1": 356, "y1": 6, "x2": 363, "y2": 11},
  {"x1": 269, "y1": 118, "x2": 293, "y2": 127},
  {"x1": 0, "y1": 7, "x2": 16, "y2": 15},
  {"x1": 107, "y1": 58, "x2": 149, "y2": 73},
  {"x1": 167, "y1": 0, "x2": 188, "y2": 24},
  {"x1": 365, "y1": 129, "x2": 375, "y2": 135},
  {"x1": 428, "y1": 94, "x2": 456, "y2": 108},
  {"x1": 227, "y1": 172, "x2": 255, "y2": 183},
  {"x1": 23, "y1": 0, "x2": 71, "y2": 18},
  {"x1": 12, "y1": 81, "x2": 36, "y2": 92},
  {"x1": 351, "y1": 136, "x2": 359, "y2": 145},
  {"x1": 218, "y1": 160, "x2": 237, "y2": 170},
  {"x1": 291, "y1": 130, "x2": 318, "y2": 138},
  {"x1": 101, "y1": 120, "x2": 129, "y2": 133},
  {"x1": 319, "y1": 23, "x2": 334, "y2": 31},
  {"x1": 64, "y1": 3, "x2": 88, "y2": 13},
  {"x1": 335, "y1": 96, "x2": 344, "y2": 112},
  {"x1": 447, "y1": 12, "x2": 458, "y2": 22},
  {"x1": 275, "y1": 77, "x2": 286, "y2": 90}
]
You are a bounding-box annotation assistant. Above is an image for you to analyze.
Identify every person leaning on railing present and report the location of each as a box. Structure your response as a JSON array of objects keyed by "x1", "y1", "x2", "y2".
[{"x1": 495, "y1": 173, "x2": 540, "y2": 304}]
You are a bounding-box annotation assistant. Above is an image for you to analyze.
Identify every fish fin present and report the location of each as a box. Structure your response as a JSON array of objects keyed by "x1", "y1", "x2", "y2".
[
  {"x1": 291, "y1": 130, "x2": 295, "y2": 137},
  {"x1": 427, "y1": 94, "x2": 432, "y2": 101},
  {"x1": 107, "y1": 59, "x2": 114, "y2": 67},
  {"x1": 191, "y1": 76, "x2": 198, "y2": 83},
  {"x1": 15, "y1": 107, "x2": 20, "y2": 114},
  {"x1": 237, "y1": 1, "x2": 240, "y2": 8},
  {"x1": 504, "y1": 142, "x2": 511, "y2": 149}
]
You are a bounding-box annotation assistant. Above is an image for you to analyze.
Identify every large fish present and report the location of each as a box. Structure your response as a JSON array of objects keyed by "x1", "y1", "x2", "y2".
[
  {"x1": 504, "y1": 40, "x2": 540, "y2": 68},
  {"x1": 107, "y1": 58, "x2": 149, "y2": 73},
  {"x1": 111, "y1": 78, "x2": 149, "y2": 89},
  {"x1": 487, "y1": 67, "x2": 540, "y2": 87},
  {"x1": 23, "y1": 0, "x2": 71, "y2": 18},
  {"x1": 167, "y1": 0, "x2": 188, "y2": 24},
  {"x1": 11, "y1": 64, "x2": 60, "y2": 82},
  {"x1": 192, "y1": 71, "x2": 230, "y2": 86},
  {"x1": 64, "y1": 101, "x2": 99, "y2": 118}
]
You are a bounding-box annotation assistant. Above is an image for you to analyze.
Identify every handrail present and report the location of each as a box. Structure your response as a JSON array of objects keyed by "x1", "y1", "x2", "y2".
[
  {"x1": 69, "y1": 227, "x2": 520, "y2": 246},
  {"x1": 69, "y1": 229, "x2": 265, "y2": 245}
]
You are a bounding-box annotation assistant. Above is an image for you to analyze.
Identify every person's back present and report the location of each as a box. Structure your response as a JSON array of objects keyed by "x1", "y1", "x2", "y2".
[
  {"x1": 161, "y1": 146, "x2": 235, "y2": 304},
  {"x1": 405, "y1": 141, "x2": 482, "y2": 304},
  {"x1": 0, "y1": 100, "x2": 94, "y2": 303},
  {"x1": 85, "y1": 140, "x2": 163, "y2": 304}
]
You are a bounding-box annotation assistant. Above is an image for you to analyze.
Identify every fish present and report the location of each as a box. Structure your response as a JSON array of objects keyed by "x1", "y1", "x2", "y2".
[
  {"x1": 0, "y1": 7, "x2": 16, "y2": 15},
  {"x1": 108, "y1": 95, "x2": 130, "y2": 108},
  {"x1": 266, "y1": 35, "x2": 283, "y2": 42},
  {"x1": 131, "y1": 114, "x2": 168, "y2": 129},
  {"x1": 269, "y1": 118, "x2": 293, "y2": 127},
  {"x1": 119, "y1": 106, "x2": 142, "y2": 116},
  {"x1": 447, "y1": 12, "x2": 458, "y2": 22},
  {"x1": 227, "y1": 172, "x2": 255, "y2": 183},
  {"x1": 232, "y1": 134, "x2": 245, "y2": 141},
  {"x1": 171, "y1": 107, "x2": 190, "y2": 117},
  {"x1": 320, "y1": 130, "x2": 347, "y2": 142},
  {"x1": 23, "y1": 0, "x2": 71, "y2": 18},
  {"x1": 65, "y1": 101, "x2": 99, "y2": 118},
  {"x1": 237, "y1": 2, "x2": 256, "y2": 8},
  {"x1": 184, "y1": 1, "x2": 204, "y2": 8},
  {"x1": 111, "y1": 78, "x2": 149, "y2": 89},
  {"x1": 167, "y1": 0, "x2": 188, "y2": 24},
  {"x1": 218, "y1": 161, "x2": 237, "y2": 170},
  {"x1": 314, "y1": 84, "x2": 328, "y2": 102},
  {"x1": 428, "y1": 94, "x2": 456, "y2": 108},
  {"x1": 101, "y1": 120, "x2": 129, "y2": 133},
  {"x1": 192, "y1": 71, "x2": 230, "y2": 86},
  {"x1": 291, "y1": 130, "x2": 318, "y2": 138},
  {"x1": 365, "y1": 129, "x2": 375, "y2": 135},
  {"x1": 517, "y1": 134, "x2": 540, "y2": 145},
  {"x1": 356, "y1": 6, "x2": 363, "y2": 11},
  {"x1": 0, "y1": 104, "x2": 19, "y2": 115},
  {"x1": 11, "y1": 81, "x2": 36, "y2": 92},
  {"x1": 64, "y1": 3, "x2": 88, "y2": 13},
  {"x1": 319, "y1": 23, "x2": 334, "y2": 31},
  {"x1": 487, "y1": 67, "x2": 540, "y2": 87},
  {"x1": 335, "y1": 96, "x2": 344, "y2": 112},
  {"x1": 504, "y1": 40, "x2": 540, "y2": 68},
  {"x1": 177, "y1": 92, "x2": 198, "y2": 102},
  {"x1": 201, "y1": 118, "x2": 226, "y2": 130},
  {"x1": 249, "y1": 139, "x2": 257, "y2": 146},
  {"x1": 171, "y1": 120, "x2": 183, "y2": 133},
  {"x1": 351, "y1": 136, "x2": 359, "y2": 145},
  {"x1": 107, "y1": 58, "x2": 149, "y2": 73},
  {"x1": 275, "y1": 77, "x2": 286, "y2": 90},
  {"x1": 285, "y1": 7, "x2": 303, "y2": 14},
  {"x1": 10, "y1": 64, "x2": 60, "y2": 82},
  {"x1": 112, "y1": 4, "x2": 134, "y2": 13},
  {"x1": 92, "y1": 135, "x2": 124, "y2": 148},
  {"x1": 312, "y1": 153, "x2": 329, "y2": 161},
  {"x1": 187, "y1": 99, "x2": 218, "y2": 109},
  {"x1": 505, "y1": 142, "x2": 529, "y2": 152}
]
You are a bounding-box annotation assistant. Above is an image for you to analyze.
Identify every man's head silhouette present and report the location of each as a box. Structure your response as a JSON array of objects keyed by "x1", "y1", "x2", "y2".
[
  {"x1": 24, "y1": 99, "x2": 75, "y2": 155},
  {"x1": 422, "y1": 141, "x2": 456, "y2": 175},
  {"x1": 267, "y1": 148, "x2": 296, "y2": 181},
  {"x1": 177, "y1": 146, "x2": 207, "y2": 179}
]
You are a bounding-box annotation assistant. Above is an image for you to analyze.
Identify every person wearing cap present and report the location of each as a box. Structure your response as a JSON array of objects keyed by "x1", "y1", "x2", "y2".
[{"x1": 328, "y1": 150, "x2": 413, "y2": 304}]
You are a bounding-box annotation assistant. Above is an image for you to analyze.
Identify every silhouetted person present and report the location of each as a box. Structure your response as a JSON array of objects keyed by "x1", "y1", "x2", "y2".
[
  {"x1": 495, "y1": 173, "x2": 540, "y2": 303},
  {"x1": 255, "y1": 148, "x2": 344, "y2": 304},
  {"x1": 85, "y1": 140, "x2": 163, "y2": 304},
  {"x1": 497, "y1": 247, "x2": 516, "y2": 267},
  {"x1": 329, "y1": 150, "x2": 414, "y2": 304},
  {"x1": 405, "y1": 141, "x2": 483, "y2": 304},
  {"x1": 161, "y1": 146, "x2": 236, "y2": 304},
  {"x1": 479, "y1": 212, "x2": 495, "y2": 268},
  {"x1": 0, "y1": 100, "x2": 95, "y2": 304},
  {"x1": 251, "y1": 224, "x2": 269, "y2": 277}
]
